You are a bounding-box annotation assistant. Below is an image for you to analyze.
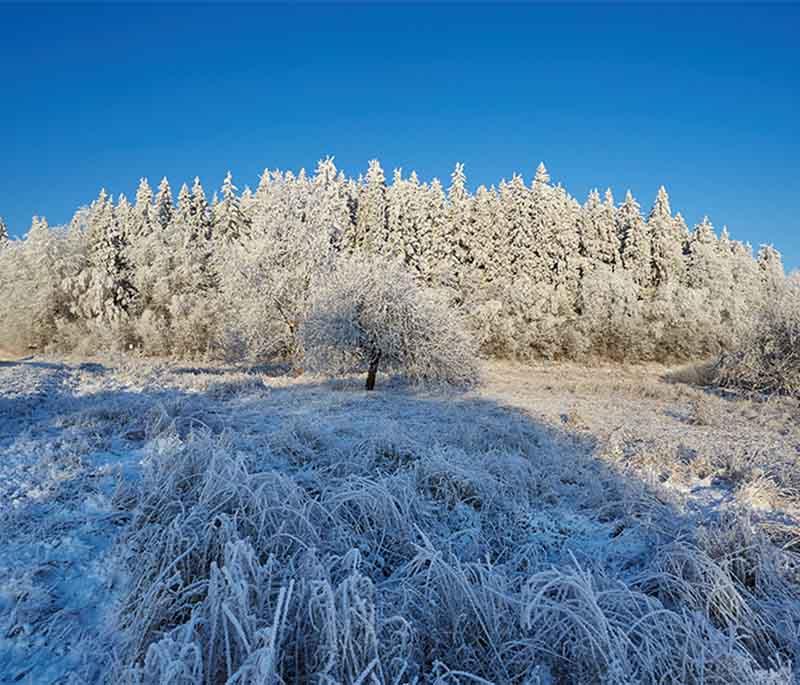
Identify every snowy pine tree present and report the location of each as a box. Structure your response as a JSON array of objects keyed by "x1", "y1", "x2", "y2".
[
  {"x1": 686, "y1": 216, "x2": 719, "y2": 289},
  {"x1": 176, "y1": 183, "x2": 193, "y2": 225},
  {"x1": 354, "y1": 159, "x2": 388, "y2": 253},
  {"x1": 132, "y1": 177, "x2": 155, "y2": 241},
  {"x1": 648, "y1": 186, "x2": 685, "y2": 287},
  {"x1": 213, "y1": 171, "x2": 250, "y2": 244},
  {"x1": 154, "y1": 177, "x2": 173, "y2": 231},
  {"x1": 84, "y1": 190, "x2": 136, "y2": 319},
  {"x1": 446, "y1": 162, "x2": 473, "y2": 284},
  {"x1": 190, "y1": 177, "x2": 212, "y2": 241},
  {"x1": 578, "y1": 189, "x2": 621, "y2": 271},
  {"x1": 618, "y1": 191, "x2": 652, "y2": 289}
]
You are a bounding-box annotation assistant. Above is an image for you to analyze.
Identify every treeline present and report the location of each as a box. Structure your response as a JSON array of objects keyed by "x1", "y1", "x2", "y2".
[{"x1": 0, "y1": 158, "x2": 786, "y2": 361}]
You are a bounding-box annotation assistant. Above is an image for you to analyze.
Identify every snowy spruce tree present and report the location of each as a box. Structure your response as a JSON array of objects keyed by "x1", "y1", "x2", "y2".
[
  {"x1": 0, "y1": 216, "x2": 8, "y2": 247},
  {"x1": 176, "y1": 183, "x2": 193, "y2": 225},
  {"x1": 647, "y1": 186, "x2": 685, "y2": 287},
  {"x1": 353, "y1": 159, "x2": 388, "y2": 253},
  {"x1": 213, "y1": 171, "x2": 250, "y2": 244},
  {"x1": 154, "y1": 177, "x2": 173, "y2": 231},
  {"x1": 132, "y1": 177, "x2": 155, "y2": 241},
  {"x1": 402, "y1": 172, "x2": 433, "y2": 278},
  {"x1": 618, "y1": 190, "x2": 652, "y2": 289},
  {"x1": 579, "y1": 189, "x2": 620, "y2": 271},
  {"x1": 189, "y1": 177, "x2": 212, "y2": 241},
  {"x1": 446, "y1": 162, "x2": 473, "y2": 285},
  {"x1": 82, "y1": 190, "x2": 136, "y2": 321}
]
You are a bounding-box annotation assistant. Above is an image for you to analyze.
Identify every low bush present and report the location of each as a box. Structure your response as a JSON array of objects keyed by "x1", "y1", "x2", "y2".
[{"x1": 714, "y1": 280, "x2": 800, "y2": 397}]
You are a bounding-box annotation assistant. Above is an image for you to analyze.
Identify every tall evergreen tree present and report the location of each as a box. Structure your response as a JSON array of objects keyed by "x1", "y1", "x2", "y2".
[
  {"x1": 445, "y1": 162, "x2": 473, "y2": 285},
  {"x1": 213, "y1": 171, "x2": 250, "y2": 244},
  {"x1": 85, "y1": 190, "x2": 136, "y2": 318},
  {"x1": 686, "y1": 216, "x2": 720, "y2": 290},
  {"x1": 131, "y1": 177, "x2": 155, "y2": 244},
  {"x1": 190, "y1": 177, "x2": 212, "y2": 241},
  {"x1": 176, "y1": 183, "x2": 193, "y2": 225},
  {"x1": 648, "y1": 186, "x2": 685, "y2": 287},
  {"x1": 502, "y1": 174, "x2": 534, "y2": 279},
  {"x1": 618, "y1": 191, "x2": 651, "y2": 289},
  {"x1": 354, "y1": 159, "x2": 388, "y2": 253},
  {"x1": 154, "y1": 177, "x2": 173, "y2": 231}
]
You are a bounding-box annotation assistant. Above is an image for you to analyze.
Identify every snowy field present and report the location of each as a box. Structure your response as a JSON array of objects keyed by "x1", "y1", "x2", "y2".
[{"x1": 1, "y1": 354, "x2": 799, "y2": 684}]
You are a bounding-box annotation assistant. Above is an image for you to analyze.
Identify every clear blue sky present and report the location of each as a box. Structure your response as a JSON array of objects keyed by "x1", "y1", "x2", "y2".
[{"x1": 2, "y1": 3, "x2": 798, "y2": 269}]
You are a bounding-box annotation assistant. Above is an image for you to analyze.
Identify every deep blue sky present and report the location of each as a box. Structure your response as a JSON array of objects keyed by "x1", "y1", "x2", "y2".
[{"x1": 2, "y1": 3, "x2": 798, "y2": 268}]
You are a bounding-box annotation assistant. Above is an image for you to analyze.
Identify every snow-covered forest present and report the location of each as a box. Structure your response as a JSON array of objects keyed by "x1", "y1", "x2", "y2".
[{"x1": 0, "y1": 158, "x2": 786, "y2": 363}]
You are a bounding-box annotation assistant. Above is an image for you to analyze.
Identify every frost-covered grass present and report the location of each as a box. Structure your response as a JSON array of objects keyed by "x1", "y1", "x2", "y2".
[{"x1": 1, "y1": 355, "x2": 798, "y2": 684}]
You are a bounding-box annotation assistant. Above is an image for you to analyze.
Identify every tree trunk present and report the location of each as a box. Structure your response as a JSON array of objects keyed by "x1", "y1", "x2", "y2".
[{"x1": 365, "y1": 350, "x2": 381, "y2": 391}]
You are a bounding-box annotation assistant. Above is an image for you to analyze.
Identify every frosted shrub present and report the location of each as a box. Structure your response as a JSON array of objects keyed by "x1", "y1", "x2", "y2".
[
  {"x1": 714, "y1": 279, "x2": 800, "y2": 396},
  {"x1": 300, "y1": 254, "x2": 479, "y2": 389}
]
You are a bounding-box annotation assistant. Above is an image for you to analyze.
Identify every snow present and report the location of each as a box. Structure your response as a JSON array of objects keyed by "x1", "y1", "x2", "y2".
[{"x1": 1, "y1": 355, "x2": 798, "y2": 683}]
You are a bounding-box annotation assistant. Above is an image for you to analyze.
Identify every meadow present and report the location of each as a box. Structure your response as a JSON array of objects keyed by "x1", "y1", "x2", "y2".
[{"x1": 2, "y1": 351, "x2": 798, "y2": 684}]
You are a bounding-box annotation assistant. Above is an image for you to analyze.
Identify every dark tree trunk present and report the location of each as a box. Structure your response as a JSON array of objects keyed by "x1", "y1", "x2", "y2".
[{"x1": 365, "y1": 350, "x2": 381, "y2": 391}]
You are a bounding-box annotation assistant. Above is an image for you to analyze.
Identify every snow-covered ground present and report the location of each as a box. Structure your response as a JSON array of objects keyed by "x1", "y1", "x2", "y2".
[{"x1": 1, "y1": 355, "x2": 798, "y2": 684}]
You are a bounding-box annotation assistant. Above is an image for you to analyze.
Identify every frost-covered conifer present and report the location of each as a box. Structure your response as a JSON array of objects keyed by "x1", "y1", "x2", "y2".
[
  {"x1": 83, "y1": 190, "x2": 136, "y2": 319},
  {"x1": 601, "y1": 188, "x2": 620, "y2": 267},
  {"x1": 420, "y1": 177, "x2": 448, "y2": 285},
  {"x1": 551, "y1": 185, "x2": 581, "y2": 287},
  {"x1": 213, "y1": 171, "x2": 250, "y2": 244},
  {"x1": 154, "y1": 177, "x2": 173, "y2": 230},
  {"x1": 402, "y1": 172, "x2": 432, "y2": 277},
  {"x1": 115, "y1": 193, "x2": 134, "y2": 240},
  {"x1": 502, "y1": 174, "x2": 534, "y2": 279},
  {"x1": 534, "y1": 161, "x2": 550, "y2": 185},
  {"x1": 618, "y1": 191, "x2": 651, "y2": 289},
  {"x1": 386, "y1": 168, "x2": 411, "y2": 262},
  {"x1": 686, "y1": 216, "x2": 719, "y2": 290},
  {"x1": 354, "y1": 159, "x2": 387, "y2": 253},
  {"x1": 132, "y1": 177, "x2": 154, "y2": 241},
  {"x1": 446, "y1": 162, "x2": 473, "y2": 281},
  {"x1": 469, "y1": 184, "x2": 502, "y2": 283},
  {"x1": 579, "y1": 189, "x2": 620, "y2": 270},
  {"x1": 190, "y1": 177, "x2": 212, "y2": 241},
  {"x1": 648, "y1": 186, "x2": 685, "y2": 287},
  {"x1": 240, "y1": 185, "x2": 255, "y2": 217},
  {"x1": 308, "y1": 157, "x2": 352, "y2": 252},
  {"x1": 176, "y1": 183, "x2": 193, "y2": 225}
]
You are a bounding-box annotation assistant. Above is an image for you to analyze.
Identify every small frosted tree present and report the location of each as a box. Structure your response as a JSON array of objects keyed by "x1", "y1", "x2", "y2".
[
  {"x1": 0, "y1": 216, "x2": 9, "y2": 247},
  {"x1": 300, "y1": 255, "x2": 479, "y2": 390}
]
